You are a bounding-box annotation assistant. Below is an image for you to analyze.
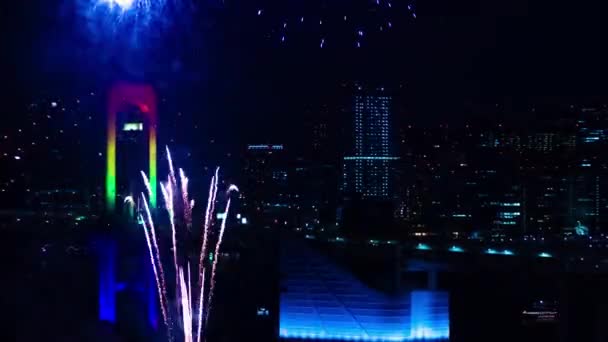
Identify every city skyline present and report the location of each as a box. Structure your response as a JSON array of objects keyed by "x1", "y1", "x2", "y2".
[{"x1": 4, "y1": 1, "x2": 608, "y2": 341}]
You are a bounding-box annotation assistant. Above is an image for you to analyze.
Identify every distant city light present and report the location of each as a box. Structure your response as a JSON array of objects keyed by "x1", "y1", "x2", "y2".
[
  {"x1": 448, "y1": 246, "x2": 464, "y2": 253},
  {"x1": 256, "y1": 307, "x2": 270, "y2": 316},
  {"x1": 343, "y1": 156, "x2": 400, "y2": 160},
  {"x1": 486, "y1": 248, "x2": 514, "y2": 256},
  {"x1": 51, "y1": 102, "x2": 58, "y2": 108},
  {"x1": 241, "y1": 217, "x2": 248, "y2": 225},
  {"x1": 14, "y1": 156, "x2": 21, "y2": 160},
  {"x1": 538, "y1": 252, "x2": 552, "y2": 258},
  {"x1": 415, "y1": 243, "x2": 431, "y2": 251},
  {"x1": 248, "y1": 144, "x2": 284, "y2": 150}
]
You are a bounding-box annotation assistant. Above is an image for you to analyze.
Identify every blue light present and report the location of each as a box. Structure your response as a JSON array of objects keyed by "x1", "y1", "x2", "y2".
[
  {"x1": 106, "y1": 0, "x2": 134, "y2": 10},
  {"x1": 97, "y1": 238, "x2": 117, "y2": 323},
  {"x1": 416, "y1": 243, "x2": 431, "y2": 251},
  {"x1": 538, "y1": 252, "x2": 552, "y2": 258},
  {"x1": 448, "y1": 246, "x2": 464, "y2": 253},
  {"x1": 281, "y1": 239, "x2": 449, "y2": 341},
  {"x1": 485, "y1": 248, "x2": 514, "y2": 256}
]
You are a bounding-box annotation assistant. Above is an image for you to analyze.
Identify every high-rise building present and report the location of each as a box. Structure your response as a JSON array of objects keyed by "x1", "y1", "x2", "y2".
[
  {"x1": 578, "y1": 107, "x2": 608, "y2": 144},
  {"x1": 342, "y1": 85, "x2": 397, "y2": 200},
  {"x1": 242, "y1": 144, "x2": 293, "y2": 226}
]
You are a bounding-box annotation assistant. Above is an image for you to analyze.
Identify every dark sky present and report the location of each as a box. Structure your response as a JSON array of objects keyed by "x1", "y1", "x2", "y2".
[{"x1": 2, "y1": 0, "x2": 608, "y2": 130}]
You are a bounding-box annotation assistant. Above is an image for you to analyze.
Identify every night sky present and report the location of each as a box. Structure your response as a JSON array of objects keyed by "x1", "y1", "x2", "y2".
[{"x1": 2, "y1": 0, "x2": 608, "y2": 138}]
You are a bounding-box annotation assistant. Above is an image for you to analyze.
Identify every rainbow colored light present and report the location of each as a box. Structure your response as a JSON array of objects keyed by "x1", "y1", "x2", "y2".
[{"x1": 106, "y1": 83, "x2": 157, "y2": 211}]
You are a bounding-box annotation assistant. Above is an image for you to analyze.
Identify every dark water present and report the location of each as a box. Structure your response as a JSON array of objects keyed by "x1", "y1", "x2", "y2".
[{"x1": 5, "y1": 228, "x2": 608, "y2": 342}]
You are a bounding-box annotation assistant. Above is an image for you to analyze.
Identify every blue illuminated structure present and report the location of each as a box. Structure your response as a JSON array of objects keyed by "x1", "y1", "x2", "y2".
[{"x1": 280, "y1": 238, "x2": 449, "y2": 341}]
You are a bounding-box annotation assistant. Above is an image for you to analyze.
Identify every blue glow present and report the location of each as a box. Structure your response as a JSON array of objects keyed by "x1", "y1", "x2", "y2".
[
  {"x1": 485, "y1": 248, "x2": 514, "y2": 256},
  {"x1": 280, "y1": 239, "x2": 449, "y2": 341},
  {"x1": 538, "y1": 252, "x2": 552, "y2": 258},
  {"x1": 448, "y1": 246, "x2": 464, "y2": 253},
  {"x1": 97, "y1": 238, "x2": 117, "y2": 322},
  {"x1": 415, "y1": 243, "x2": 432, "y2": 251},
  {"x1": 76, "y1": 0, "x2": 185, "y2": 60},
  {"x1": 104, "y1": 0, "x2": 134, "y2": 10}
]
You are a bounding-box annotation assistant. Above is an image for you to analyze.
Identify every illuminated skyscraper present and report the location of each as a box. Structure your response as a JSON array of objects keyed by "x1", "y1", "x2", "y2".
[{"x1": 342, "y1": 85, "x2": 397, "y2": 199}]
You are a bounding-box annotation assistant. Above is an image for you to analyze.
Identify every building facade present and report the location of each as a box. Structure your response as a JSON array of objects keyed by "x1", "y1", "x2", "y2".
[{"x1": 342, "y1": 85, "x2": 397, "y2": 200}]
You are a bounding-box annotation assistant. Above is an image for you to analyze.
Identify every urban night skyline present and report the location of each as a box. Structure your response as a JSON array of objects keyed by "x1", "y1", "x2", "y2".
[{"x1": 3, "y1": 1, "x2": 608, "y2": 342}]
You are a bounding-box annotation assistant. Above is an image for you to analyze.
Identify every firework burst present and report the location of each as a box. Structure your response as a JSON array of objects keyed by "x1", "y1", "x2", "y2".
[
  {"x1": 252, "y1": 0, "x2": 418, "y2": 48},
  {"x1": 138, "y1": 147, "x2": 238, "y2": 342}
]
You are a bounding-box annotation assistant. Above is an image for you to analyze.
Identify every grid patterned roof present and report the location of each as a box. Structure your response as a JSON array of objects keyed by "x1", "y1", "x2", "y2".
[{"x1": 279, "y1": 238, "x2": 449, "y2": 341}]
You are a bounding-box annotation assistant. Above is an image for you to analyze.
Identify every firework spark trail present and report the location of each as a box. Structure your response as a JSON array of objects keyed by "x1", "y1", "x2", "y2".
[
  {"x1": 198, "y1": 168, "x2": 219, "y2": 286},
  {"x1": 166, "y1": 147, "x2": 179, "y2": 279},
  {"x1": 187, "y1": 261, "x2": 192, "y2": 306},
  {"x1": 141, "y1": 171, "x2": 153, "y2": 198},
  {"x1": 138, "y1": 147, "x2": 237, "y2": 342},
  {"x1": 205, "y1": 198, "x2": 231, "y2": 326},
  {"x1": 161, "y1": 181, "x2": 179, "y2": 287},
  {"x1": 180, "y1": 168, "x2": 192, "y2": 227},
  {"x1": 210, "y1": 167, "x2": 220, "y2": 222},
  {"x1": 253, "y1": 0, "x2": 417, "y2": 47},
  {"x1": 195, "y1": 171, "x2": 217, "y2": 342},
  {"x1": 141, "y1": 193, "x2": 169, "y2": 328},
  {"x1": 203, "y1": 168, "x2": 220, "y2": 257},
  {"x1": 139, "y1": 213, "x2": 170, "y2": 331},
  {"x1": 166, "y1": 145, "x2": 177, "y2": 189},
  {"x1": 179, "y1": 268, "x2": 193, "y2": 342},
  {"x1": 200, "y1": 173, "x2": 216, "y2": 259},
  {"x1": 196, "y1": 269, "x2": 205, "y2": 342}
]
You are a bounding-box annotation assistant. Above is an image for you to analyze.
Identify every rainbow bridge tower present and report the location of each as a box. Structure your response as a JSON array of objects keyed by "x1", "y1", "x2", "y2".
[
  {"x1": 106, "y1": 82, "x2": 158, "y2": 211},
  {"x1": 98, "y1": 83, "x2": 159, "y2": 330}
]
